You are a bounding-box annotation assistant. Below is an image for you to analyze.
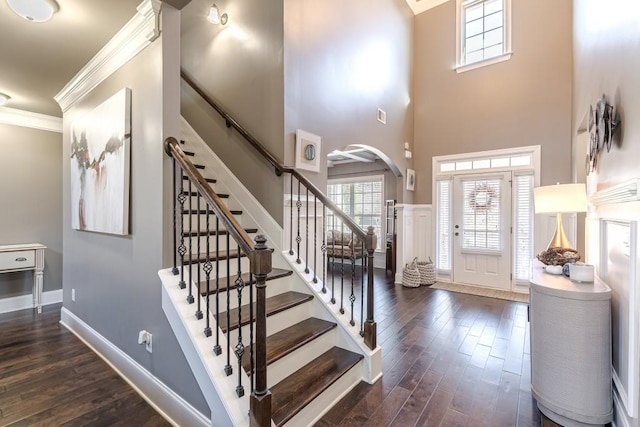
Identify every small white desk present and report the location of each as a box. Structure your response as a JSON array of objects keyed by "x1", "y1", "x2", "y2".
[{"x1": 0, "y1": 243, "x2": 46, "y2": 313}]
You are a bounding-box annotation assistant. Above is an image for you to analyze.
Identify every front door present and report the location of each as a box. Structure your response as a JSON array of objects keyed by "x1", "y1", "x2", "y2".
[{"x1": 452, "y1": 172, "x2": 511, "y2": 289}]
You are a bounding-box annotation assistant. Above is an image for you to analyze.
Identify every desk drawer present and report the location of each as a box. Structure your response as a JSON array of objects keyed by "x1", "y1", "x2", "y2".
[{"x1": 0, "y1": 250, "x2": 36, "y2": 270}]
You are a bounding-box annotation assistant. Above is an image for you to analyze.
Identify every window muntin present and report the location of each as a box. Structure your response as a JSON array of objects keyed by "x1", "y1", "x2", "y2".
[{"x1": 327, "y1": 177, "x2": 383, "y2": 250}]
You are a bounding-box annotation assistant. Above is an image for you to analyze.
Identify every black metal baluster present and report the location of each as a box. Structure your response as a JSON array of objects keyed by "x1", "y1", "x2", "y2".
[
  {"x1": 313, "y1": 194, "x2": 318, "y2": 283},
  {"x1": 187, "y1": 180, "x2": 195, "y2": 304},
  {"x1": 249, "y1": 271, "x2": 254, "y2": 393},
  {"x1": 177, "y1": 169, "x2": 187, "y2": 289},
  {"x1": 340, "y1": 222, "x2": 345, "y2": 314},
  {"x1": 360, "y1": 240, "x2": 365, "y2": 337},
  {"x1": 235, "y1": 243, "x2": 245, "y2": 397},
  {"x1": 289, "y1": 174, "x2": 294, "y2": 256},
  {"x1": 305, "y1": 187, "x2": 310, "y2": 274},
  {"x1": 330, "y1": 214, "x2": 336, "y2": 305},
  {"x1": 224, "y1": 232, "x2": 232, "y2": 376},
  {"x1": 204, "y1": 207, "x2": 212, "y2": 337},
  {"x1": 172, "y1": 159, "x2": 179, "y2": 275},
  {"x1": 213, "y1": 216, "x2": 222, "y2": 355},
  {"x1": 296, "y1": 179, "x2": 302, "y2": 264},
  {"x1": 321, "y1": 205, "x2": 327, "y2": 293},
  {"x1": 195, "y1": 192, "x2": 203, "y2": 319},
  {"x1": 349, "y1": 230, "x2": 356, "y2": 326}
]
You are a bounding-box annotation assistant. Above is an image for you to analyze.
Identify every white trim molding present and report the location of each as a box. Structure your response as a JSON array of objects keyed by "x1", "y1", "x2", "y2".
[
  {"x1": 60, "y1": 307, "x2": 210, "y2": 427},
  {"x1": 0, "y1": 107, "x2": 62, "y2": 133},
  {"x1": 54, "y1": 0, "x2": 162, "y2": 112},
  {"x1": 0, "y1": 289, "x2": 62, "y2": 314},
  {"x1": 590, "y1": 179, "x2": 640, "y2": 206}
]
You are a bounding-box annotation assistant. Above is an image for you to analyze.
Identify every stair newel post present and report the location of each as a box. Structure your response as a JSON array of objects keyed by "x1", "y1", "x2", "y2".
[
  {"x1": 249, "y1": 235, "x2": 272, "y2": 427},
  {"x1": 235, "y1": 243, "x2": 245, "y2": 398},
  {"x1": 187, "y1": 179, "x2": 194, "y2": 304},
  {"x1": 313, "y1": 194, "x2": 318, "y2": 284},
  {"x1": 171, "y1": 157, "x2": 179, "y2": 275},
  {"x1": 213, "y1": 216, "x2": 222, "y2": 355},
  {"x1": 249, "y1": 271, "x2": 254, "y2": 393},
  {"x1": 288, "y1": 174, "x2": 294, "y2": 256},
  {"x1": 296, "y1": 179, "x2": 302, "y2": 264},
  {"x1": 203, "y1": 208, "x2": 212, "y2": 337},
  {"x1": 224, "y1": 232, "x2": 232, "y2": 376},
  {"x1": 195, "y1": 192, "x2": 203, "y2": 319},
  {"x1": 364, "y1": 226, "x2": 377, "y2": 350}
]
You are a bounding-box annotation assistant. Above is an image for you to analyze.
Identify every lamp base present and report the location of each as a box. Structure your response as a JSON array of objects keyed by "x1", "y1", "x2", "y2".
[{"x1": 548, "y1": 212, "x2": 573, "y2": 250}]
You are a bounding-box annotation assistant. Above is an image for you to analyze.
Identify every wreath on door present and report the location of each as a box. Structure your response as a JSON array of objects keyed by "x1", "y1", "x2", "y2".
[{"x1": 468, "y1": 183, "x2": 497, "y2": 212}]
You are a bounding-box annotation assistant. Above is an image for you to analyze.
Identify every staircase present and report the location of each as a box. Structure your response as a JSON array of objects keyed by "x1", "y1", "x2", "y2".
[{"x1": 160, "y1": 119, "x2": 380, "y2": 426}]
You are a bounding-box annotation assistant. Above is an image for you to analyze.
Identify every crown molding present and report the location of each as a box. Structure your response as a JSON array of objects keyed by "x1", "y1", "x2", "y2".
[
  {"x1": 0, "y1": 107, "x2": 62, "y2": 133},
  {"x1": 590, "y1": 178, "x2": 640, "y2": 206},
  {"x1": 54, "y1": 0, "x2": 162, "y2": 113},
  {"x1": 404, "y1": 0, "x2": 450, "y2": 15}
]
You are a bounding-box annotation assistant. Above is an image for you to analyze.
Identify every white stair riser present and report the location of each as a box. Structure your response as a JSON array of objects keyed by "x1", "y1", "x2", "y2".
[
  {"x1": 178, "y1": 234, "x2": 260, "y2": 254},
  {"x1": 200, "y1": 276, "x2": 292, "y2": 312},
  {"x1": 267, "y1": 328, "x2": 337, "y2": 388},
  {"x1": 181, "y1": 256, "x2": 251, "y2": 280},
  {"x1": 282, "y1": 360, "x2": 363, "y2": 427},
  {"x1": 181, "y1": 213, "x2": 242, "y2": 230}
]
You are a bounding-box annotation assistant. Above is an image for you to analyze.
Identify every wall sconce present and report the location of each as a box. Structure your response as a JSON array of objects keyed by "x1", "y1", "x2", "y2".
[
  {"x1": 207, "y1": 4, "x2": 228, "y2": 25},
  {"x1": 0, "y1": 93, "x2": 10, "y2": 106},
  {"x1": 7, "y1": 0, "x2": 59, "y2": 22}
]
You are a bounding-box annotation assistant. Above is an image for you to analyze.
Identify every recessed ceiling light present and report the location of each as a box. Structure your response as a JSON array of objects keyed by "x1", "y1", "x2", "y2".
[
  {"x1": 6, "y1": 0, "x2": 59, "y2": 23},
  {"x1": 0, "y1": 93, "x2": 10, "y2": 106}
]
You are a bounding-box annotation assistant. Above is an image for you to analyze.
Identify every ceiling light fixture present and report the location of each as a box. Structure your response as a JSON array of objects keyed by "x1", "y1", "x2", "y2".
[
  {"x1": 207, "y1": 4, "x2": 228, "y2": 25},
  {"x1": 6, "y1": 0, "x2": 59, "y2": 23},
  {"x1": 0, "y1": 93, "x2": 10, "y2": 106}
]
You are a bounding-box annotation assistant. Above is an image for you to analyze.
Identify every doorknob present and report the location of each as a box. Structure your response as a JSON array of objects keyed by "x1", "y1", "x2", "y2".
[
  {"x1": 454, "y1": 232, "x2": 459, "y2": 236},
  {"x1": 455, "y1": 225, "x2": 459, "y2": 229}
]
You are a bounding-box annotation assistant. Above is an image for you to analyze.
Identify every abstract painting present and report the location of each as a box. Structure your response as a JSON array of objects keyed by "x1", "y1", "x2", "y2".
[{"x1": 70, "y1": 88, "x2": 131, "y2": 235}]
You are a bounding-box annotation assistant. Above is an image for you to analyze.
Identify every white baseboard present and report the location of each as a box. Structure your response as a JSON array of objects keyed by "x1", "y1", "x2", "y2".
[
  {"x1": 0, "y1": 289, "x2": 62, "y2": 314},
  {"x1": 60, "y1": 308, "x2": 210, "y2": 427}
]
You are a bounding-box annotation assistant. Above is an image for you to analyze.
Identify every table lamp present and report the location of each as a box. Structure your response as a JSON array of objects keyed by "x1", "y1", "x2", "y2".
[{"x1": 534, "y1": 183, "x2": 587, "y2": 251}]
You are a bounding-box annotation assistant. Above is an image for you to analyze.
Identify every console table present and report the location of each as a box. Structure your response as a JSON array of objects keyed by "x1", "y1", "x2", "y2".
[
  {"x1": 529, "y1": 261, "x2": 612, "y2": 426},
  {"x1": 0, "y1": 243, "x2": 46, "y2": 313}
]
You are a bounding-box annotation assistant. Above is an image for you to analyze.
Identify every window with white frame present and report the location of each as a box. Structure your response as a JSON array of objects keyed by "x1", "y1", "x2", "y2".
[
  {"x1": 457, "y1": 0, "x2": 512, "y2": 70},
  {"x1": 513, "y1": 173, "x2": 534, "y2": 282},
  {"x1": 327, "y1": 176, "x2": 383, "y2": 250}
]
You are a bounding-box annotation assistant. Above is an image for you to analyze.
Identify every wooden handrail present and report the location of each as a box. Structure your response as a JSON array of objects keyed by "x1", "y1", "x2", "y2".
[
  {"x1": 164, "y1": 137, "x2": 254, "y2": 255},
  {"x1": 180, "y1": 70, "x2": 366, "y2": 241}
]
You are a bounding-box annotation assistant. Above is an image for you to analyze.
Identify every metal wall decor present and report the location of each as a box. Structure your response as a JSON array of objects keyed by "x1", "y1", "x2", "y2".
[{"x1": 586, "y1": 94, "x2": 621, "y2": 175}]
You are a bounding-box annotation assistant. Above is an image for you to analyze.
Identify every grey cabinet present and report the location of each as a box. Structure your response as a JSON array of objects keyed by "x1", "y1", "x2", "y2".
[{"x1": 529, "y1": 262, "x2": 613, "y2": 426}]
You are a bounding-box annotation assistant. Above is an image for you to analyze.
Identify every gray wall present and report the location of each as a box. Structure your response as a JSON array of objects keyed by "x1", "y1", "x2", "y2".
[
  {"x1": 61, "y1": 8, "x2": 207, "y2": 414},
  {"x1": 180, "y1": 0, "x2": 286, "y2": 224},
  {"x1": 573, "y1": 1, "x2": 640, "y2": 187},
  {"x1": 413, "y1": 0, "x2": 573, "y2": 203},
  {"x1": 284, "y1": 0, "x2": 414, "y2": 202},
  {"x1": 0, "y1": 124, "x2": 62, "y2": 298}
]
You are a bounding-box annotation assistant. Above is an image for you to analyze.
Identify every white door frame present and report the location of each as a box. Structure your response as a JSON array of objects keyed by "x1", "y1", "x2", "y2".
[{"x1": 432, "y1": 146, "x2": 541, "y2": 289}]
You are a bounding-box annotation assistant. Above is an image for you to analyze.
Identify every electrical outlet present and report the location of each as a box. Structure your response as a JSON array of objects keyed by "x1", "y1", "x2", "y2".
[
  {"x1": 71, "y1": 288, "x2": 76, "y2": 302},
  {"x1": 138, "y1": 330, "x2": 152, "y2": 353}
]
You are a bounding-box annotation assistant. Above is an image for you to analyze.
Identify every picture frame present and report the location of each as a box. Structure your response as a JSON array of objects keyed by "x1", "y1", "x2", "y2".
[
  {"x1": 70, "y1": 88, "x2": 131, "y2": 235},
  {"x1": 406, "y1": 168, "x2": 415, "y2": 191},
  {"x1": 295, "y1": 129, "x2": 321, "y2": 173}
]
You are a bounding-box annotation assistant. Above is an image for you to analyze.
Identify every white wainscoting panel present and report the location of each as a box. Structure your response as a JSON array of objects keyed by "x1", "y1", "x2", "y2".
[{"x1": 395, "y1": 205, "x2": 433, "y2": 285}]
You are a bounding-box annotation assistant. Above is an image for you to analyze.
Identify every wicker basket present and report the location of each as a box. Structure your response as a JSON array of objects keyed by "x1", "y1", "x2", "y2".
[
  {"x1": 402, "y1": 258, "x2": 421, "y2": 288},
  {"x1": 417, "y1": 257, "x2": 436, "y2": 286}
]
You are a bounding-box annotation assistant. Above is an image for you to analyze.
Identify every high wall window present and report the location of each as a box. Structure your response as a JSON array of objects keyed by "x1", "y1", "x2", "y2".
[
  {"x1": 456, "y1": 0, "x2": 512, "y2": 72},
  {"x1": 327, "y1": 176, "x2": 383, "y2": 250}
]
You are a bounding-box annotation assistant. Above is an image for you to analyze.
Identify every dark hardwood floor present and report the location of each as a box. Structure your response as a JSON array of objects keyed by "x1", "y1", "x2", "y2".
[
  {"x1": 317, "y1": 269, "x2": 558, "y2": 427},
  {"x1": 0, "y1": 303, "x2": 169, "y2": 426},
  {"x1": 0, "y1": 270, "x2": 559, "y2": 426}
]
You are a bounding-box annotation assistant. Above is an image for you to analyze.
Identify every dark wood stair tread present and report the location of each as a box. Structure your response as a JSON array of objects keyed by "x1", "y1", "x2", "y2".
[
  {"x1": 217, "y1": 291, "x2": 313, "y2": 333},
  {"x1": 183, "y1": 176, "x2": 216, "y2": 184},
  {"x1": 199, "y1": 268, "x2": 292, "y2": 295},
  {"x1": 183, "y1": 228, "x2": 258, "y2": 237},
  {"x1": 182, "y1": 191, "x2": 229, "y2": 198},
  {"x1": 194, "y1": 164, "x2": 205, "y2": 169},
  {"x1": 271, "y1": 347, "x2": 363, "y2": 426},
  {"x1": 241, "y1": 318, "x2": 337, "y2": 373},
  {"x1": 183, "y1": 150, "x2": 195, "y2": 156},
  {"x1": 184, "y1": 249, "x2": 247, "y2": 264}
]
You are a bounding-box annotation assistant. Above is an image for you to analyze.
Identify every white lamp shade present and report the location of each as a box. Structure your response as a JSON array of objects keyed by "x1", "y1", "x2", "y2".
[{"x1": 534, "y1": 183, "x2": 587, "y2": 214}]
